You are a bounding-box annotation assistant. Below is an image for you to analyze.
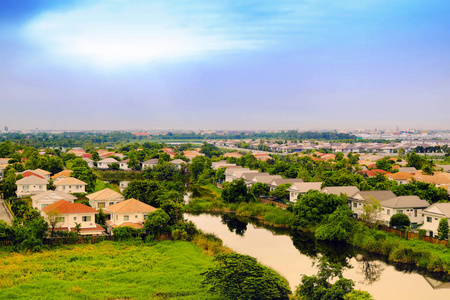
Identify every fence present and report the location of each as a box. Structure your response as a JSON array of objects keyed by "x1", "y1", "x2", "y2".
[{"x1": 378, "y1": 224, "x2": 448, "y2": 246}]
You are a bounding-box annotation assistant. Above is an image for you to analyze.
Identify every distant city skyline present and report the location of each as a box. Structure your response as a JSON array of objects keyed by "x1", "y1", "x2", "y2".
[{"x1": 1, "y1": 0, "x2": 449, "y2": 130}]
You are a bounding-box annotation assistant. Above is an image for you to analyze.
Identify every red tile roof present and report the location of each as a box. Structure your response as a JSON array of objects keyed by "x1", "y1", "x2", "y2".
[
  {"x1": 42, "y1": 199, "x2": 98, "y2": 215},
  {"x1": 21, "y1": 171, "x2": 45, "y2": 179}
]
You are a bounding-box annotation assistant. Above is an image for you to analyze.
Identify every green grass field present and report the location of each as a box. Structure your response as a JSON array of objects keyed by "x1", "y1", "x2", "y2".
[{"x1": 0, "y1": 241, "x2": 220, "y2": 300}]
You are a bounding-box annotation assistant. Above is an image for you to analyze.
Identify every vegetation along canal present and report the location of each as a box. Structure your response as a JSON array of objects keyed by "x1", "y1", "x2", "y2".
[{"x1": 186, "y1": 213, "x2": 450, "y2": 300}]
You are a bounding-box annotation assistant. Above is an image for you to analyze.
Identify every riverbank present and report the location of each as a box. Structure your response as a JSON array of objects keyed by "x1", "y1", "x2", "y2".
[{"x1": 185, "y1": 194, "x2": 450, "y2": 275}]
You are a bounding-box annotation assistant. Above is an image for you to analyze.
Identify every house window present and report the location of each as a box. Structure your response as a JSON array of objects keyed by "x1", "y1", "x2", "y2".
[
  {"x1": 427, "y1": 217, "x2": 432, "y2": 222},
  {"x1": 98, "y1": 202, "x2": 105, "y2": 209},
  {"x1": 39, "y1": 185, "x2": 43, "y2": 189},
  {"x1": 353, "y1": 203, "x2": 357, "y2": 208},
  {"x1": 82, "y1": 216, "x2": 91, "y2": 222},
  {"x1": 63, "y1": 186, "x2": 65, "y2": 190},
  {"x1": 56, "y1": 217, "x2": 65, "y2": 223},
  {"x1": 24, "y1": 186, "x2": 29, "y2": 190},
  {"x1": 109, "y1": 202, "x2": 114, "y2": 206},
  {"x1": 74, "y1": 217, "x2": 77, "y2": 221},
  {"x1": 116, "y1": 215, "x2": 118, "y2": 220},
  {"x1": 387, "y1": 209, "x2": 390, "y2": 216},
  {"x1": 397, "y1": 210, "x2": 403, "y2": 214},
  {"x1": 124, "y1": 215, "x2": 129, "y2": 221},
  {"x1": 144, "y1": 215, "x2": 148, "y2": 220},
  {"x1": 414, "y1": 210, "x2": 417, "y2": 217},
  {"x1": 435, "y1": 218, "x2": 438, "y2": 221}
]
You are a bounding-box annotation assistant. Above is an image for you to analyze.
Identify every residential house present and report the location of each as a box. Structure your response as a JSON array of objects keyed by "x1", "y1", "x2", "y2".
[
  {"x1": 119, "y1": 159, "x2": 131, "y2": 171},
  {"x1": 51, "y1": 170, "x2": 73, "y2": 182},
  {"x1": 183, "y1": 150, "x2": 205, "y2": 161},
  {"x1": 170, "y1": 159, "x2": 186, "y2": 169},
  {"x1": 87, "y1": 188, "x2": 124, "y2": 210},
  {"x1": 287, "y1": 182, "x2": 323, "y2": 203},
  {"x1": 16, "y1": 175, "x2": 48, "y2": 197},
  {"x1": 269, "y1": 178, "x2": 304, "y2": 192},
  {"x1": 119, "y1": 180, "x2": 130, "y2": 192},
  {"x1": 83, "y1": 157, "x2": 95, "y2": 168},
  {"x1": 105, "y1": 198, "x2": 157, "y2": 233},
  {"x1": 225, "y1": 168, "x2": 258, "y2": 182},
  {"x1": 31, "y1": 190, "x2": 77, "y2": 211},
  {"x1": 212, "y1": 160, "x2": 236, "y2": 170},
  {"x1": 421, "y1": 203, "x2": 450, "y2": 238},
  {"x1": 437, "y1": 165, "x2": 450, "y2": 173},
  {"x1": 32, "y1": 169, "x2": 51, "y2": 181},
  {"x1": 387, "y1": 172, "x2": 413, "y2": 185},
  {"x1": 398, "y1": 167, "x2": 418, "y2": 174},
  {"x1": 378, "y1": 196, "x2": 430, "y2": 228},
  {"x1": 348, "y1": 191, "x2": 396, "y2": 218},
  {"x1": 250, "y1": 175, "x2": 283, "y2": 187},
  {"x1": 42, "y1": 199, "x2": 104, "y2": 235},
  {"x1": 241, "y1": 172, "x2": 270, "y2": 186},
  {"x1": 97, "y1": 158, "x2": 119, "y2": 169},
  {"x1": 223, "y1": 152, "x2": 242, "y2": 158},
  {"x1": 54, "y1": 177, "x2": 87, "y2": 194},
  {"x1": 321, "y1": 186, "x2": 360, "y2": 197},
  {"x1": 142, "y1": 158, "x2": 159, "y2": 169}
]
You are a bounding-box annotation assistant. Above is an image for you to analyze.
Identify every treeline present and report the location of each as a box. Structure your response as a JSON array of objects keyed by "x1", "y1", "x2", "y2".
[
  {"x1": 157, "y1": 130, "x2": 357, "y2": 141},
  {"x1": 0, "y1": 132, "x2": 135, "y2": 149}
]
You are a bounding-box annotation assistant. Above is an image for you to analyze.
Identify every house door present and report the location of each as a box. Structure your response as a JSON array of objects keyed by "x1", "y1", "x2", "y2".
[{"x1": 429, "y1": 231, "x2": 433, "y2": 237}]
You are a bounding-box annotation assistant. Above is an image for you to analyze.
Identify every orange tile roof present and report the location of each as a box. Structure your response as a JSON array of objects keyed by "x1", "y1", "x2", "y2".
[
  {"x1": 43, "y1": 199, "x2": 98, "y2": 215},
  {"x1": 51, "y1": 170, "x2": 73, "y2": 180},
  {"x1": 388, "y1": 172, "x2": 414, "y2": 180},
  {"x1": 106, "y1": 198, "x2": 157, "y2": 214}
]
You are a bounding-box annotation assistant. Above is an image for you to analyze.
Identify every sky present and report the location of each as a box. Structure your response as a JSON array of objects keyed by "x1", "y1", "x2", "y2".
[{"x1": 1, "y1": 0, "x2": 449, "y2": 131}]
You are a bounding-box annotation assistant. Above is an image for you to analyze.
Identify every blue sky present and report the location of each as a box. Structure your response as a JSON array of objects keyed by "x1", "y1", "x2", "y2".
[{"x1": 1, "y1": 0, "x2": 449, "y2": 131}]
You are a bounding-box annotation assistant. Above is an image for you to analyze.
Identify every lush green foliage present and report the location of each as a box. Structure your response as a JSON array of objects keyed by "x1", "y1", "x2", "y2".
[
  {"x1": 250, "y1": 182, "x2": 270, "y2": 197},
  {"x1": 391, "y1": 179, "x2": 448, "y2": 203},
  {"x1": 222, "y1": 179, "x2": 255, "y2": 204},
  {"x1": 438, "y1": 218, "x2": 449, "y2": 240},
  {"x1": 269, "y1": 183, "x2": 291, "y2": 202},
  {"x1": 295, "y1": 257, "x2": 355, "y2": 300},
  {"x1": 292, "y1": 191, "x2": 347, "y2": 229},
  {"x1": 202, "y1": 253, "x2": 291, "y2": 300},
  {"x1": 144, "y1": 209, "x2": 171, "y2": 235},
  {"x1": 315, "y1": 206, "x2": 356, "y2": 242},
  {"x1": 389, "y1": 213, "x2": 411, "y2": 230},
  {"x1": 0, "y1": 241, "x2": 221, "y2": 299}
]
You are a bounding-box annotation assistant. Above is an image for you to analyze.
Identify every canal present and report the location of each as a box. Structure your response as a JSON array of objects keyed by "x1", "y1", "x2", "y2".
[{"x1": 186, "y1": 213, "x2": 450, "y2": 300}]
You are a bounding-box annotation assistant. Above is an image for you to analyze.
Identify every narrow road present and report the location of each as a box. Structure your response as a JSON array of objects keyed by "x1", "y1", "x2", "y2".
[{"x1": 0, "y1": 198, "x2": 13, "y2": 225}]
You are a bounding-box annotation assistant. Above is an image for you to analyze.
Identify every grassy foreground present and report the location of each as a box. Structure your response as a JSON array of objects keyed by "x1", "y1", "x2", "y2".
[{"x1": 0, "y1": 241, "x2": 220, "y2": 300}]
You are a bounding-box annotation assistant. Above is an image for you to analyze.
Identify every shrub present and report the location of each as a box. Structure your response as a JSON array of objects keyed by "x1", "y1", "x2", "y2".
[
  {"x1": 202, "y1": 253, "x2": 291, "y2": 300},
  {"x1": 389, "y1": 213, "x2": 410, "y2": 230},
  {"x1": 437, "y1": 218, "x2": 449, "y2": 240},
  {"x1": 172, "y1": 229, "x2": 188, "y2": 241}
]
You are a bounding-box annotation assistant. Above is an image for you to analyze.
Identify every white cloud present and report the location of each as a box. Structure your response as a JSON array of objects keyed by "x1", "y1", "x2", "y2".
[{"x1": 23, "y1": 1, "x2": 265, "y2": 68}]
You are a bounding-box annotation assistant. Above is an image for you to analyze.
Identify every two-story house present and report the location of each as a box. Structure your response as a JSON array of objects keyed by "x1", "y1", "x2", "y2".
[
  {"x1": 87, "y1": 188, "x2": 124, "y2": 210},
  {"x1": 31, "y1": 190, "x2": 77, "y2": 211},
  {"x1": 42, "y1": 199, "x2": 105, "y2": 235},
  {"x1": 54, "y1": 177, "x2": 87, "y2": 194},
  {"x1": 16, "y1": 175, "x2": 48, "y2": 197},
  {"x1": 421, "y1": 203, "x2": 450, "y2": 238},
  {"x1": 105, "y1": 198, "x2": 157, "y2": 233}
]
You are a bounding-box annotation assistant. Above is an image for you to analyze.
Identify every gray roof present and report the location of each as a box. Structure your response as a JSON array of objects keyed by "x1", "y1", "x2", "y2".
[
  {"x1": 398, "y1": 167, "x2": 418, "y2": 173},
  {"x1": 242, "y1": 172, "x2": 270, "y2": 181},
  {"x1": 252, "y1": 175, "x2": 283, "y2": 184},
  {"x1": 16, "y1": 175, "x2": 49, "y2": 185},
  {"x1": 424, "y1": 203, "x2": 450, "y2": 218},
  {"x1": 381, "y1": 196, "x2": 430, "y2": 209},
  {"x1": 31, "y1": 190, "x2": 77, "y2": 201},
  {"x1": 99, "y1": 158, "x2": 119, "y2": 163},
  {"x1": 269, "y1": 178, "x2": 304, "y2": 186},
  {"x1": 437, "y1": 165, "x2": 450, "y2": 173},
  {"x1": 322, "y1": 186, "x2": 360, "y2": 197},
  {"x1": 288, "y1": 182, "x2": 323, "y2": 193},
  {"x1": 143, "y1": 158, "x2": 159, "y2": 164},
  {"x1": 171, "y1": 159, "x2": 186, "y2": 165},
  {"x1": 350, "y1": 190, "x2": 396, "y2": 202}
]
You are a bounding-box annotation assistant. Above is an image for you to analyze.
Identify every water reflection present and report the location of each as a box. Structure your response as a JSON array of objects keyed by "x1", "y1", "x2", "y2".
[
  {"x1": 355, "y1": 255, "x2": 385, "y2": 284},
  {"x1": 186, "y1": 212, "x2": 450, "y2": 299},
  {"x1": 221, "y1": 214, "x2": 247, "y2": 236}
]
